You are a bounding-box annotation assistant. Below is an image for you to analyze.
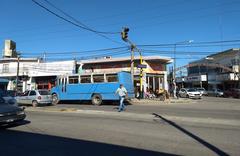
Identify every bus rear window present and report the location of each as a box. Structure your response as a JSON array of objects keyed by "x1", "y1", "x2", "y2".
[
  {"x1": 106, "y1": 74, "x2": 118, "y2": 82},
  {"x1": 69, "y1": 76, "x2": 79, "y2": 84},
  {"x1": 93, "y1": 74, "x2": 104, "y2": 83},
  {"x1": 81, "y1": 75, "x2": 91, "y2": 83}
]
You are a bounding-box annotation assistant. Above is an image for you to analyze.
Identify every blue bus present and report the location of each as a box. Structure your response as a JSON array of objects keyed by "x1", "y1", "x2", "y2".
[{"x1": 51, "y1": 71, "x2": 134, "y2": 105}]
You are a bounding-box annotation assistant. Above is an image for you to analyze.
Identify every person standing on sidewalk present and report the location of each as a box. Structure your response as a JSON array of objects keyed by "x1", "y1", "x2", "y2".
[{"x1": 115, "y1": 84, "x2": 128, "y2": 112}]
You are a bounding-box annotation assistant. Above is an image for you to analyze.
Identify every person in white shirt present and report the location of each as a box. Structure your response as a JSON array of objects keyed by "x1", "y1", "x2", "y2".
[{"x1": 115, "y1": 84, "x2": 128, "y2": 112}]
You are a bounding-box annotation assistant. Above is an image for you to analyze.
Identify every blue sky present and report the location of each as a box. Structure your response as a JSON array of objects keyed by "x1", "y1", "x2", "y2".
[{"x1": 1, "y1": 0, "x2": 240, "y2": 73}]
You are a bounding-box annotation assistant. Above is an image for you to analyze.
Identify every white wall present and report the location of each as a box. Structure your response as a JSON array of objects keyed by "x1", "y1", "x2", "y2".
[{"x1": 0, "y1": 60, "x2": 76, "y2": 77}]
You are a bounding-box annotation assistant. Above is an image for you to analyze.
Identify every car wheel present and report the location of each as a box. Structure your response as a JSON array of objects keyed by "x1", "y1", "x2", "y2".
[
  {"x1": 32, "y1": 100, "x2": 38, "y2": 107},
  {"x1": 91, "y1": 94, "x2": 102, "y2": 105},
  {"x1": 186, "y1": 94, "x2": 189, "y2": 98},
  {"x1": 52, "y1": 94, "x2": 59, "y2": 105}
]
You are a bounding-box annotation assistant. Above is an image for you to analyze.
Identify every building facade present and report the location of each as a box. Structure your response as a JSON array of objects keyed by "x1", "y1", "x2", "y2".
[
  {"x1": 176, "y1": 48, "x2": 240, "y2": 90},
  {"x1": 78, "y1": 56, "x2": 172, "y2": 93},
  {"x1": 0, "y1": 58, "x2": 76, "y2": 92}
]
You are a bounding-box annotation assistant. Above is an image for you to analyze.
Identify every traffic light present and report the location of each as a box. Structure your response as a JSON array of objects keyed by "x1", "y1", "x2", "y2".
[{"x1": 121, "y1": 27, "x2": 129, "y2": 41}]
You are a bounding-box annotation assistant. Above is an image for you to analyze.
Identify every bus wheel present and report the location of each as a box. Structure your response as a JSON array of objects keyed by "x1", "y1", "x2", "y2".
[
  {"x1": 52, "y1": 94, "x2": 59, "y2": 105},
  {"x1": 91, "y1": 94, "x2": 102, "y2": 106}
]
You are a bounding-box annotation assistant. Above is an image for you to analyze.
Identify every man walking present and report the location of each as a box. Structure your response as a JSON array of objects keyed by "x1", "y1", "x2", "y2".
[{"x1": 115, "y1": 84, "x2": 128, "y2": 112}]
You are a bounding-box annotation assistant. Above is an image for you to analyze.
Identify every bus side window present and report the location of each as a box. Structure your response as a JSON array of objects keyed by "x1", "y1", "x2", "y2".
[
  {"x1": 93, "y1": 74, "x2": 104, "y2": 83},
  {"x1": 69, "y1": 76, "x2": 79, "y2": 84},
  {"x1": 106, "y1": 74, "x2": 118, "y2": 82},
  {"x1": 80, "y1": 75, "x2": 91, "y2": 83}
]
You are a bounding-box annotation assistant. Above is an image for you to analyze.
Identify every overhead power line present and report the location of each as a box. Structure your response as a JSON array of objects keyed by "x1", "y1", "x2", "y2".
[
  {"x1": 137, "y1": 39, "x2": 240, "y2": 47},
  {"x1": 32, "y1": 0, "x2": 124, "y2": 45},
  {"x1": 42, "y1": 0, "x2": 119, "y2": 35},
  {"x1": 21, "y1": 46, "x2": 128, "y2": 55}
]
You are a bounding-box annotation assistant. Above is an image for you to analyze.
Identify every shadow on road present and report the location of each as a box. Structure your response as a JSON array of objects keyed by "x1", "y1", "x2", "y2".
[
  {"x1": 0, "y1": 129, "x2": 179, "y2": 156},
  {"x1": 0, "y1": 120, "x2": 31, "y2": 129},
  {"x1": 152, "y1": 113, "x2": 229, "y2": 156}
]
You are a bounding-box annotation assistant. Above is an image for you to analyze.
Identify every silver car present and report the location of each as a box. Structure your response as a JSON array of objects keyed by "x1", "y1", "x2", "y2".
[
  {"x1": 207, "y1": 89, "x2": 224, "y2": 97},
  {"x1": 16, "y1": 90, "x2": 52, "y2": 107},
  {"x1": 179, "y1": 88, "x2": 202, "y2": 99}
]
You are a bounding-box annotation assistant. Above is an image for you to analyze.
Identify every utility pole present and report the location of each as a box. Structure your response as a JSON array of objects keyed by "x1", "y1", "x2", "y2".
[
  {"x1": 138, "y1": 49, "x2": 144, "y2": 98},
  {"x1": 121, "y1": 27, "x2": 144, "y2": 98},
  {"x1": 238, "y1": 49, "x2": 240, "y2": 88},
  {"x1": 173, "y1": 44, "x2": 177, "y2": 99},
  {"x1": 15, "y1": 56, "x2": 20, "y2": 92},
  {"x1": 173, "y1": 40, "x2": 193, "y2": 98},
  {"x1": 121, "y1": 27, "x2": 134, "y2": 83},
  {"x1": 173, "y1": 44, "x2": 176, "y2": 83},
  {"x1": 130, "y1": 44, "x2": 135, "y2": 83}
]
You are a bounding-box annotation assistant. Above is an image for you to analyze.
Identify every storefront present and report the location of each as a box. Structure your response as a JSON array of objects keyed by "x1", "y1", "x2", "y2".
[{"x1": 79, "y1": 56, "x2": 171, "y2": 94}]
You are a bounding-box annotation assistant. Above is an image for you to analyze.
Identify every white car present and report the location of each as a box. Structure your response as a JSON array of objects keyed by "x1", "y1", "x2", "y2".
[
  {"x1": 179, "y1": 88, "x2": 202, "y2": 99},
  {"x1": 16, "y1": 90, "x2": 52, "y2": 107},
  {"x1": 196, "y1": 88, "x2": 208, "y2": 96}
]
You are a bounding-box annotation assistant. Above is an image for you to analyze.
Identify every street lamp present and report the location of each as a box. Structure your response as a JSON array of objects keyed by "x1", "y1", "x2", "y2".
[{"x1": 173, "y1": 40, "x2": 193, "y2": 98}]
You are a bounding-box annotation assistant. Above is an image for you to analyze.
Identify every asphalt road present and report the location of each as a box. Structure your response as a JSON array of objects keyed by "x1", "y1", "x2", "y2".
[{"x1": 1, "y1": 97, "x2": 240, "y2": 156}]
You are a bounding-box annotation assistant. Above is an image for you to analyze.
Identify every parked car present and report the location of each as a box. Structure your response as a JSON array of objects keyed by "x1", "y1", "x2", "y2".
[
  {"x1": 179, "y1": 88, "x2": 202, "y2": 99},
  {"x1": 207, "y1": 89, "x2": 224, "y2": 97},
  {"x1": 0, "y1": 89, "x2": 18, "y2": 106},
  {"x1": 196, "y1": 88, "x2": 208, "y2": 96},
  {"x1": 224, "y1": 88, "x2": 240, "y2": 98},
  {"x1": 0, "y1": 96, "x2": 26, "y2": 126},
  {"x1": 16, "y1": 90, "x2": 52, "y2": 107}
]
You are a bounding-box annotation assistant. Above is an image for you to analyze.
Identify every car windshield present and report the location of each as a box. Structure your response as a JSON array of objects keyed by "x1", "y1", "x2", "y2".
[
  {"x1": 38, "y1": 90, "x2": 50, "y2": 95},
  {"x1": 197, "y1": 88, "x2": 205, "y2": 91},
  {"x1": 187, "y1": 88, "x2": 196, "y2": 92}
]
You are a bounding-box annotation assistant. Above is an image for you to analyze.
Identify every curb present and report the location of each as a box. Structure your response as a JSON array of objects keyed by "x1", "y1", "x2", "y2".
[{"x1": 128, "y1": 98, "x2": 193, "y2": 105}]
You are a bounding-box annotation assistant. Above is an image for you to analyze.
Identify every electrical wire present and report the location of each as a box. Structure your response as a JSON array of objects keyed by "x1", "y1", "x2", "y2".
[
  {"x1": 32, "y1": 0, "x2": 125, "y2": 45},
  {"x1": 43, "y1": 0, "x2": 119, "y2": 35},
  {"x1": 21, "y1": 46, "x2": 128, "y2": 55},
  {"x1": 137, "y1": 39, "x2": 240, "y2": 47},
  {"x1": 21, "y1": 49, "x2": 129, "y2": 61}
]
